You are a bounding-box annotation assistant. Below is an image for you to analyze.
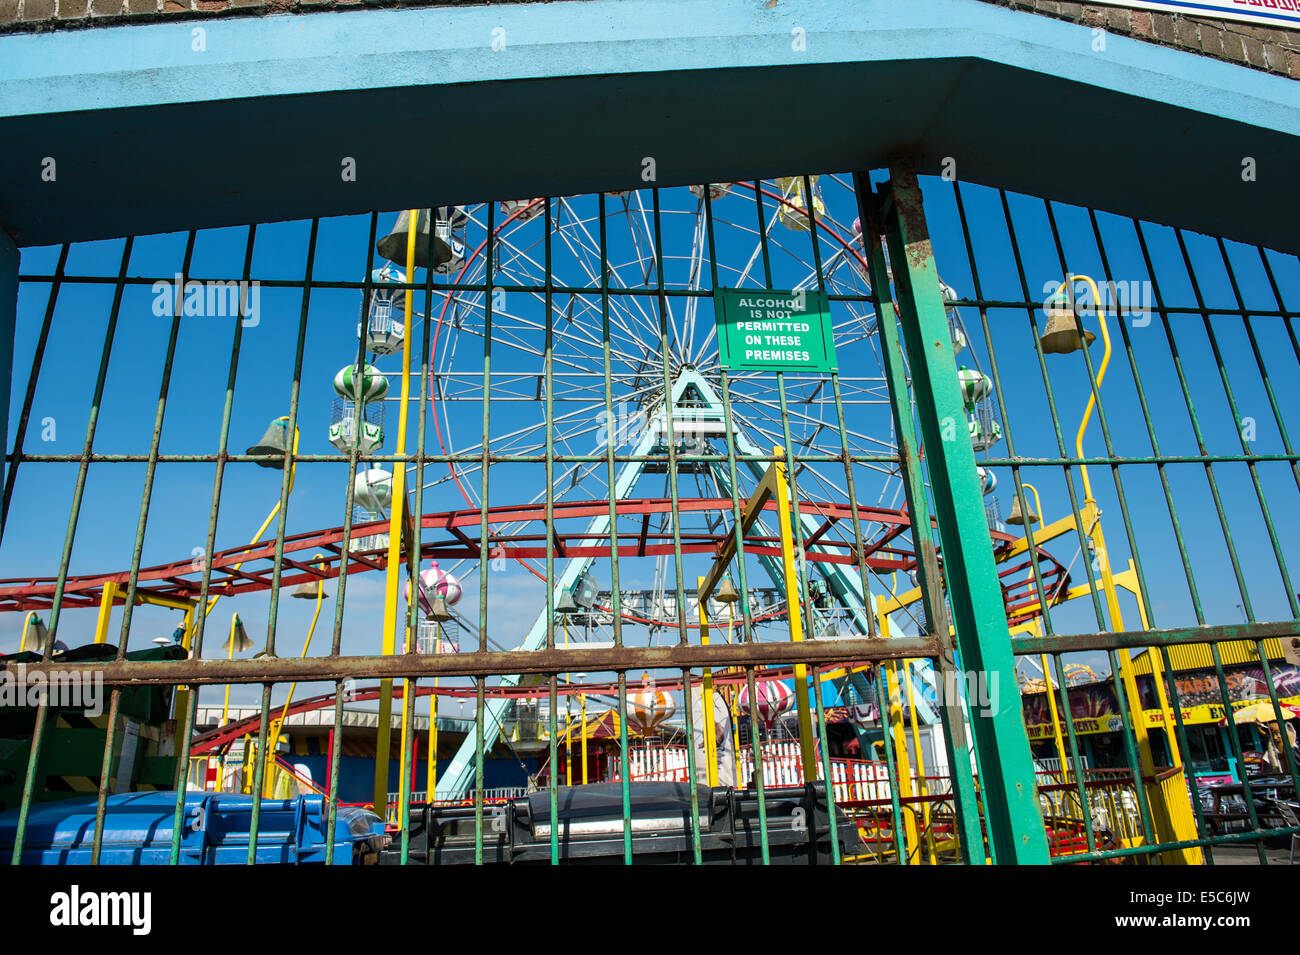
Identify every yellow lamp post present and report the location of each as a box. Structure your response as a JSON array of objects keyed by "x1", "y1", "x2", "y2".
[
  {"x1": 374, "y1": 211, "x2": 418, "y2": 813},
  {"x1": 263, "y1": 555, "x2": 329, "y2": 797},
  {"x1": 576, "y1": 672, "x2": 589, "y2": 785},
  {"x1": 219, "y1": 613, "x2": 254, "y2": 788},
  {"x1": 19, "y1": 612, "x2": 44, "y2": 653},
  {"x1": 1013, "y1": 481, "x2": 1070, "y2": 781},
  {"x1": 697, "y1": 576, "x2": 719, "y2": 787},
  {"x1": 1047, "y1": 274, "x2": 1198, "y2": 862},
  {"x1": 563, "y1": 616, "x2": 572, "y2": 787},
  {"x1": 771, "y1": 448, "x2": 817, "y2": 780}
]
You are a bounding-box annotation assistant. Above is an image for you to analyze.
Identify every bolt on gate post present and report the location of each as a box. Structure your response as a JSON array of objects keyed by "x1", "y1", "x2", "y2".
[{"x1": 868, "y1": 160, "x2": 1051, "y2": 864}]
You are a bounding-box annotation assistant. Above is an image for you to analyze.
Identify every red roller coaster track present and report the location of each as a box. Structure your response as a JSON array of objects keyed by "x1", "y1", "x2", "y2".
[{"x1": 0, "y1": 498, "x2": 1068, "y2": 627}]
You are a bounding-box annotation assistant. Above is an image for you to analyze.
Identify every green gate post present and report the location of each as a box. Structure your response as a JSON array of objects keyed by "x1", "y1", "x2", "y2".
[
  {"x1": 877, "y1": 160, "x2": 1050, "y2": 864},
  {"x1": 0, "y1": 230, "x2": 15, "y2": 522},
  {"x1": 855, "y1": 173, "x2": 985, "y2": 864}
]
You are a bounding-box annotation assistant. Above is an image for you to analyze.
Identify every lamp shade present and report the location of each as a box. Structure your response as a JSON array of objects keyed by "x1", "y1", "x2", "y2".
[
  {"x1": 247, "y1": 418, "x2": 291, "y2": 468},
  {"x1": 223, "y1": 615, "x2": 255, "y2": 654}
]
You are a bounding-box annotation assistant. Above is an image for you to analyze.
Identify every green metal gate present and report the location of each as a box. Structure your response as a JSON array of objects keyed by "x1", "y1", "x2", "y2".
[{"x1": 2, "y1": 161, "x2": 1297, "y2": 865}]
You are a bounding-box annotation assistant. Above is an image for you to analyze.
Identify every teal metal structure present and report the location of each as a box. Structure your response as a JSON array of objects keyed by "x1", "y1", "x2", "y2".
[{"x1": 435, "y1": 367, "x2": 937, "y2": 799}]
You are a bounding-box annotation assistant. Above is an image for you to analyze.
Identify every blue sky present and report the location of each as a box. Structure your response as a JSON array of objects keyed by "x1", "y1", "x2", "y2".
[{"x1": 4, "y1": 174, "x2": 1299, "y2": 716}]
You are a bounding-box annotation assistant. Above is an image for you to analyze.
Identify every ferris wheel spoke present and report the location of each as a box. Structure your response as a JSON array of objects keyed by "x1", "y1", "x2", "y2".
[
  {"x1": 627, "y1": 192, "x2": 661, "y2": 290},
  {"x1": 409, "y1": 185, "x2": 915, "y2": 629},
  {"x1": 489, "y1": 239, "x2": 666, "y2": 371},
  {"x1": 679, "y1": 203, "x2": 710, "y2": 364},
  {"x1": 732, "y1": 391, "x2": 887, "y2": 452},
  {"x1": 727, "y1": 187, "x2": 779, "y2": 289}
]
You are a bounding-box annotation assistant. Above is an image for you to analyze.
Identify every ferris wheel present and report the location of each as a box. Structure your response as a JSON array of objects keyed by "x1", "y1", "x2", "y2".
[
  {"x1": 351, "y1": 179, "x2": 992, "y2": 634},
  {"x1": 333, "y1": 177, "x2": 1005, "y2": 797}
]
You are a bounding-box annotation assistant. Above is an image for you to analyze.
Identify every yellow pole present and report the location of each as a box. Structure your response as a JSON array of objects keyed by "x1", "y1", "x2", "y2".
[
  {"x1": 1065, "y1": 278, "x2": 1143, "y2": 748},
  {"x1": 1040, "y1": 649, "x2": 1070, "y2": 780},
  {"x1": 771, "y1": 446, "x2": 817, "y2": 779},
  {"x1": 697, "y1": 576, "x2": 719, "y2": 787},
  {"x1": 1020, "y1": 483, "x2": 1068, "y2": 779},
  {"x1": 1068, "y1": 280, "x2": 1155, "y2": 760},
  {"x1": 221, "y1": 614, "x2": 239, "y2": 727},
  {"x1": 374, "y1": 211, "x2": 417, "y2": 812},
  {"x1": 1011, "y1": 479, "x2": 1073, "y2": 781},
  {"x1": 1021, "y1": 483, "x2": 1044, "y2": 535},
  {"x1": 1063, "y1": 275, "x2": 1198, "y2": 863},
  {"x1": 171, "y1": 604, "x2": 198, "y2": 735},
  {"x1": 93, "y1": 581, "x2": 119, "y2": 644},
  {"x1": 218, "y1": 613, "x2": 241, "y2": 789},
  {"x1": 580, "y1": 689, "x2": 589, "y2": 785},
  {"x1": 19, "y1": 612, "x2": 38, "y2": 652},
  {"x1": 398, "y1": 629, "x2": 414, "y2": 808},
  {"x1": 179, "y1": 606, "x2": 195, "y2": 651},
  {"x1": 263, "y1": 556, "x2": 327, "y2": 796},
  {"x1": 904, "y1": 659, "x2": 937, "y2": 865},
  {"x1": 240, "y1": 736, "x2": 253, "y2": 794},
  {"x1": 885, "y1": 658, "x2": 920, "y2": 862},
  {"x1": 727, "y1": 605, "x2": 742, "y2": 771},
  {"x1": 564, "y1": 617, "x2": 572, "y2": 787},
  {"x1": 428, "y1": 619, "x2": 441, "y2": 798}
]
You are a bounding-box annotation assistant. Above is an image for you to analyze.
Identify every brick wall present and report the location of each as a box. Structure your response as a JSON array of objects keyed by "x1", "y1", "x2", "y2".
[
  {"x1": 983, "y1": 1, "x2": 1299, "y2": 78},
  {"x1": 0, "y1": 0, "x2": 1296, "y2": 82},
  {"x1": 0, "y1": 0, "x2": 497, "y2": 31}
]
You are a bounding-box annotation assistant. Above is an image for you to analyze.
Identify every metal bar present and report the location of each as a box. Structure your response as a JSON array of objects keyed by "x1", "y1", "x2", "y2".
[
  {"x1": 861, "y1": 173, "x2": 984, "y2": 863},
  {"x1": 246, "y1": 217, "x2": 320, "y2": 863},
  {"x1": 544, "y1": 196, "x2": 560, "y2": 866},
  {"x1": 799, "y1": 174, "x2": 842, "y2": 863},
  {"x1": 90, "y1": 231, "x2": 195, "y2": 863},
  {"x1": 168, "y1": 224, "x2": 258, "y2": 863},
  {"x1": 472, "y1": 199, "x2": 498, "y2": 864},
  {"x1": 877, "y1": 161, "x2": 1049, "y2": 864},
  {"x1": 1012, "y1": 622, "x2": 1299, "y2": 654},
  {"x1": 649, "y1": 186, "x2": 702, "y2": 864},
  {"x1": 596, "y1": 194, "x2": 636, "y2": 864},
  {"x1": 705, "y1": 183, "x2": 771, "y2": 862},
  {"x1": 9, "y1": 637, "x2": 942, "y2": 688},
  {"x1": 9, "y1": 238, "x2": 133, "y2": 864},
  {"x1": 324, "y1": 212, "x2": 381, "y2": 863},
  {"x1": 13, "y1": 449, "x2": 1298, "y2": 467},
  {"x1": 0, "y1": 243, "x2": 68, "y2": 546}
]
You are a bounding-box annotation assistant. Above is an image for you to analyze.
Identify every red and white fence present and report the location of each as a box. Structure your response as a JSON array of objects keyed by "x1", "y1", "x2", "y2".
[{"x1": 611, "y1": 742, "x2": 899, "y2": 804}]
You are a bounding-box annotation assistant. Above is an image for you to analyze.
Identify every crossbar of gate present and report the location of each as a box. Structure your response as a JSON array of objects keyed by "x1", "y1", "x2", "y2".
[{"x1": 2, "y1": 162, "x2": 1298, "y2": 868}]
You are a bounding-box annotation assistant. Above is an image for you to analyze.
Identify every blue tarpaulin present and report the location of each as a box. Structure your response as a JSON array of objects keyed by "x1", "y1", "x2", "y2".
[{"x1": 0, "y1": 792, "x2": 385, "y2": 865}]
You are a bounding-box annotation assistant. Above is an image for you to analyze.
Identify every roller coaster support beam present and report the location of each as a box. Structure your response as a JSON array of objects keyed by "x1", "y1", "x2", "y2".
[
  {"x1": 669, "y1": 365, "x2": 937, "y2": 724},
  {"x1": 433, "y1": 375, "x2": 683, "y2": 799},
  {"x1": 712, "y1": 394, "x2": 939, "y2": 724},
  {"x1": 698, "y1": 448, "x2": 815, "y2": 778}
]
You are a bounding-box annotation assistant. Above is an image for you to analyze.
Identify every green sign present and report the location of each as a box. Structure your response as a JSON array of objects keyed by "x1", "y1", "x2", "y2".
[{"x1": 714, "y1": 288, "x2": 837, "y2": 373}]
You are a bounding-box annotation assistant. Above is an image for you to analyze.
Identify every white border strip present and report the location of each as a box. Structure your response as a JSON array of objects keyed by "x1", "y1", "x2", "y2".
[{"x1": 1087, "y1": 0, "x2": 1300, "y2": 28}]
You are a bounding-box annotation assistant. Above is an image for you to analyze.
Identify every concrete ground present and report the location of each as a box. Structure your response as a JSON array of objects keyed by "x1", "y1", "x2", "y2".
[{"x1": 1209, "y1": 843, "x2": 1297, "y2": 865}]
